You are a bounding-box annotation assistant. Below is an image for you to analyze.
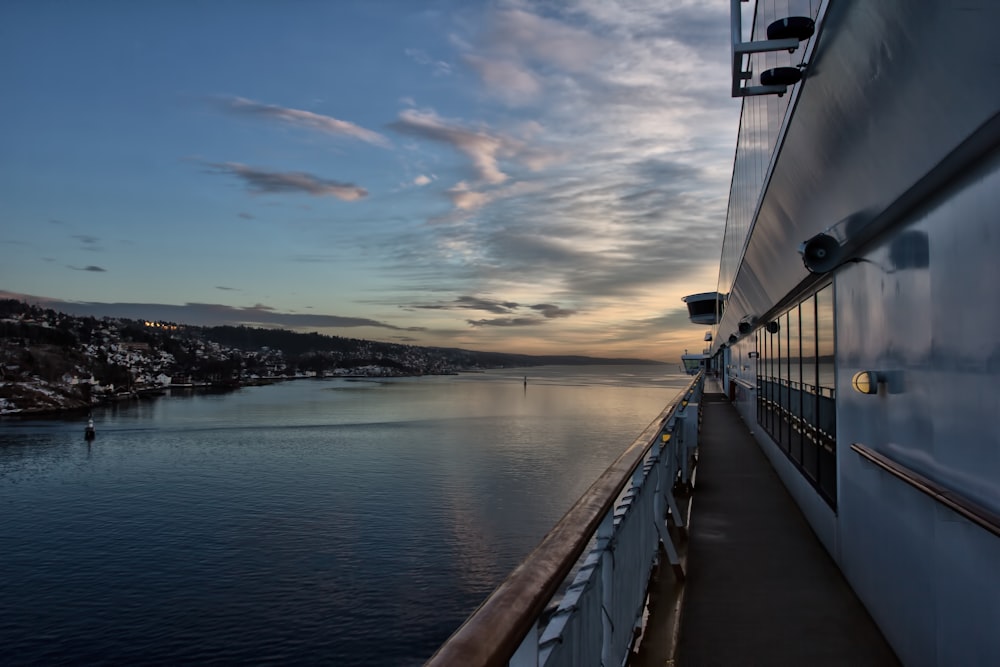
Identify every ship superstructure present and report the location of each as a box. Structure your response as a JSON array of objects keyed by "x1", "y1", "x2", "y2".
[
  {"x1": 429, "y1": 2, "x2": 1000, "y2": 665},
  {"x1": 695, "y1": 1, "x2": 1000, "y2": 664}
]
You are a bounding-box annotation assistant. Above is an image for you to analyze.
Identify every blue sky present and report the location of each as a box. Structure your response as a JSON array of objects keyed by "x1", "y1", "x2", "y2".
[{"x1": 1, "y1": 0, "x2": 739, "y2": 361}]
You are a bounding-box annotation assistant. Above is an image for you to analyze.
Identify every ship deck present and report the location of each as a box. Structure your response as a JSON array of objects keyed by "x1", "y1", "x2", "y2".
[{"x1": 633, "y1": 385, "x2": 899, "y2": 666}]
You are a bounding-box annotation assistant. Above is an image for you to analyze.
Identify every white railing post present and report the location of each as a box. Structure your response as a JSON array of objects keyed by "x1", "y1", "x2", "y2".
[
  {"x1": 509, "y1": 622, "x2": 539, "y2": 667},
  {"x1": 598, "y1": 510, "x2": 615, "y2": 667}
]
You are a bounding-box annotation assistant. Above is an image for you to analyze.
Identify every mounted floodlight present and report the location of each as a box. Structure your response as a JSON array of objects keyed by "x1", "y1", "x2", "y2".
[
  {"x1": 738, "y1": 318, "x2": 754, "y2": 335},
  {"x1": 760, "y1": 67, "x2": 803, "y2": 89},
  {"x1": 728, "y1": 334, "x2": 738, "y2": 344},
  {"x1": 799, "y1": 233, "x2": 843, "y2": 274},
  {"x1": 766, "y1": 320, "x2": 780, "y2": 334},
  {"x1": 767, "y1": 17, "x2": 815, "y2": 45}
]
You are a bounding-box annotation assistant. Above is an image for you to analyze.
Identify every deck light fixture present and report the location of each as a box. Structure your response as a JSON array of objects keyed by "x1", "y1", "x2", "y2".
[
  {"x1": 852, "y1": 370, "x2": 880, "y2": 395},
  {"x1": 766, "y1": 320, "x2": 780, "y2": 334}
]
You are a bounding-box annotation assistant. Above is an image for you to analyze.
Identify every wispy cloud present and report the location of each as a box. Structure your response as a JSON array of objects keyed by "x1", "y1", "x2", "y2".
[
  {"x1": 73, "y1": 234, "x2": 102, "y2": 251},
  {"x1": 459, "y1": 6, "x2": 606, "y2": 107},
  {"x1": 413, "y1": 296, "x2": 576, "y2": 327},
  {"x1": 462, "y1": 55, "x2": 541, "y2": 106},
  {"x1": 390, "y1": 109, "x2": 510, "y2": 184},
  {"x1": 382, "y1": 1, "x2": 738, "y2": 355},
  {"x1": 68, "y1": 265, "x2": 106, "y2": 272},
  {"x1": 445, "y1": 181, "x2": 490, "y2": 211},
  {"x1": 467, "y1": 317, "x2": 544, "y2": 327},
  {"x1": 206, "y1": 162, "x2": 367, "y2": 201},
  {"x1": 531, "y1": 303, "x2": 575, "y2": 319},
  {"x1": 218, "y1": 96, "x2": 391, "y2": 148},
  {"x1": 215, "y1": 286, "x2": 240, "y2": 291},
  {"x1": 404, "y1": 48, "x2": 453, "y2": 77},
  {"x1": 455, "y1": 296, "x2": 520, "y2": 313}
]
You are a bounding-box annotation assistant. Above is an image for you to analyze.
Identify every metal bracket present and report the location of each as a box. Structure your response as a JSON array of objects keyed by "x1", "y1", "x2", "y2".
[{"x1": 731, "y1": 0, "x2": 801, "y2": 97}]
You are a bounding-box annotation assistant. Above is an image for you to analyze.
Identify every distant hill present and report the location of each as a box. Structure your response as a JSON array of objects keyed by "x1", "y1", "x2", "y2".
[
  {"x1": 0, "y1": 298, "x2": 665, "y2": 414},
  {"x1": 198, "y1": 324, "x2": 662, "y2": 367}
]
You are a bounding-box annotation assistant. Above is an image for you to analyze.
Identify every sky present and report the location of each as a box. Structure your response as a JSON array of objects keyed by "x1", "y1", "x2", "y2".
[{"x1": 1, "y1": 0, "x2": 741, "y2": 362}]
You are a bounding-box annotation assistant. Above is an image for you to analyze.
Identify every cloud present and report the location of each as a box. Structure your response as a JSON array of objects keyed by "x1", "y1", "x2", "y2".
[
  {"x1": 68, "y1": 265, "x2": 106, "y2": 272},
  {"x1": 462, "y1": 55, "x2": 541, "y2": 106},
  {"x1": 390, "y1": 109, "x2": 510, "y2": 184},
  {"x1": 413, "y1": 174, "x2": 433, "y2": 186},
  {"x1": 530, "y1": 303, "x2": 575, "y2": 318},
  {"x1": 445, "y1": 181, "x2": 490, "y2": 211},
  {"x1": 413, "y1": 295, "x2": 519, "y2": 314},
  {"x1": 0, "y1": 292, "x2": 422, "y2": 332},
  {"x1": 237, "y1": 212, "x2": 255, "y2": 220},
  {"x1": 404, "y1": 48, "x2": 453, "y2": 77},
  {"x1": 467, "y1": 317, "x2": 544, "y2": 327},
  {"x1": 73, "y1": 234, "x2": 102, "y2": 251},
  {"x1": 412, "y1": 297, "x2": 578, "y2": 326},
  {"x1": 456, "y1": 6, "x2": 607, "y2": 106},
  {"x1": 218, "y1": 96, "x2": 391, "y2": 148},
  {"x1": 207, "y1": 162, "x2": 367, "y2": 200},
  {"x1": 454, "y1": 296, "x2": 520, "y2": 313},
  {"x1": 215, "y1": 286, "x2": 239, "y2": 291},
  {"x1": 485, "y1": 8, "x2": 606, "y2": 73}
]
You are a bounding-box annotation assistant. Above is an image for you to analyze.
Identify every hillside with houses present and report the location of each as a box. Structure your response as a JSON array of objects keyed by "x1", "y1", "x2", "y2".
[{"x1": 0, "y1": 299, "x2": 661, "y2": 415}]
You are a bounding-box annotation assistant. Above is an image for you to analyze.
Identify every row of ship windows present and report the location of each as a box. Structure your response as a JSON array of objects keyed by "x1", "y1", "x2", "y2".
[{"x1": 737, "y1": 284, "x2": 838, "y2": 507}]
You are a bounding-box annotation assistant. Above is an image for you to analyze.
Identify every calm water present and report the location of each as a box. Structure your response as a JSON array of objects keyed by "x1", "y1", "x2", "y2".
[{"x1": 0, "y1": 366, "x2": 689, "y2": 666}]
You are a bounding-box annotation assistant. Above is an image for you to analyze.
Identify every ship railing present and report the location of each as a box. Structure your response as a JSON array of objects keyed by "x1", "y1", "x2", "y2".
[
  {"x1": 851, "y1": 444, "x2": 1000, "y2": 539},
  {"x1": 426, "y1": 372, "x2": 704, "y2": 667}
]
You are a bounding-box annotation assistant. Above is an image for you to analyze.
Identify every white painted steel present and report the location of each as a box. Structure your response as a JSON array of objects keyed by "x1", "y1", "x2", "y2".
[{"x1": 509, "y1": 623, "x2": 539, "y2": 667}]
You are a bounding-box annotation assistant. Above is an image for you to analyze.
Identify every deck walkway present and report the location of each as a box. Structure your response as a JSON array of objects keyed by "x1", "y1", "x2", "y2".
[{"x1": 636, "y1": 390, "x2": 899, "y2": 666}]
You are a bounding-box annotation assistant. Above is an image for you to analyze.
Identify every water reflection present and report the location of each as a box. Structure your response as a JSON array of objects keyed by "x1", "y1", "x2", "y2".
[{"x1": 0, "y1": 366, "x2": 686, "y2": 665}]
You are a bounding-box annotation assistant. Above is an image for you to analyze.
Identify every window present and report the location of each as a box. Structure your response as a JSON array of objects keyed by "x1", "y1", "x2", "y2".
[{"x1": 756, "y1": 284, "x2": 837, "y2": 508}]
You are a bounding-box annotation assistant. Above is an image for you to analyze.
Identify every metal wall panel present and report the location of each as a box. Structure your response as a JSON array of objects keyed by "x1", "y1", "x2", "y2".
[{"x1": 836, "y1": 148, "x2": 1000, "y2": 666}]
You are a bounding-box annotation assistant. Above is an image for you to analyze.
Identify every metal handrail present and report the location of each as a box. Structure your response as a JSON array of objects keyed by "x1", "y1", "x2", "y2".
[
  {"x1": 851, "y1": 443, "x2": 1000, "y2": 538},
  {"x1": 425, "y1": 372, "x2": 703, "y2": 666}
]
